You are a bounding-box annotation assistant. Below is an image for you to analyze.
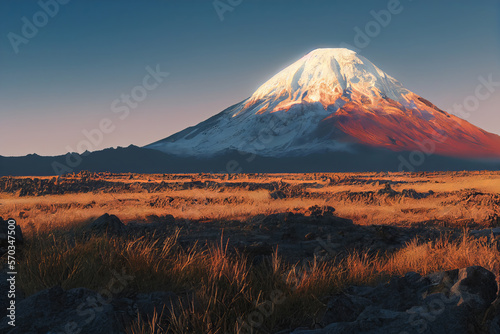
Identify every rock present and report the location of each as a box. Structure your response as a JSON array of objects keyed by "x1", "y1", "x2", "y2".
[
  {"x1": 145, "y1": 214, "x2": 161, "y2": 223},
  {"x1": 270, "y1": 190, "x2": 287, "y2": 199},
  {"x1": 0, "y1": 284, "x2": 179, "y2": 334},
  {"x1": 401, "y1": 189, "x2": 424, "y2": 199},
  {"x1": 307, "y1": 205, "x2": 336, "y2": 217},
  {"x1": 377, "y1": 183, "x2": 398, "y2": 196},
  {"x1": 149, "y1": 196, "x2": 174, "y2": 208},
  {"x1": 359, "y1": 271, "x2": 428, "y2": 312},
  {"x1": 470, "y1": 227, "x2": 500, "y2": 238},
  {"x1": 321, "y1": 293, "x2": 372, "y2": 324},
  {"x1": 89, "y1": 214, "x2": 125, "y2": 236},
  {"x1": 159, "y1": 214, "x2": 175, "y2": 225},
  {"x1": 146, "y1": 214, "x2": 175, "y2": 225},
  {"x1": 488, "y1": 213, "x2": 500, "y2": 226},
  {"x1": 262, "y1": 212, "x2": 301, "y2": 225},
  {"x1": 0, "y1": 286, "x2": 116, "y2": 334},
  {"x1": 449, "y1": 266, "x2": 497, "y2": 309},
  {"x1": 291, "y1": 266, "x2": 497, "y2": 334}
]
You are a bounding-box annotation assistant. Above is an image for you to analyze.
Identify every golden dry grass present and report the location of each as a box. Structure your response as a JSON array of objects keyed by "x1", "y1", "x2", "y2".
[
  {"x1": 2, "y1": 171, "x2": 500, "y2": 333},
  {"x1": 2, "y1": 171, "x2": 499, "y2": 232},
  {"x1": 16, "y1": 228, "x2": 500, "y2": 333}
]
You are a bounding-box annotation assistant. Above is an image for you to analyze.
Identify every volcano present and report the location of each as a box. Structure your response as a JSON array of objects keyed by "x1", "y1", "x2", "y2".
[
  {"x1": 147, "y1": 48, "x2": 500, "y2": 160},
  {"x1": 3, "y1": 48, "x2": 499, "y2": 176}
]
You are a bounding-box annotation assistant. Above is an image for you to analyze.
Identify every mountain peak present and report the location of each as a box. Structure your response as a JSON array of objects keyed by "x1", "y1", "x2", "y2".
[
  {"x1": 246, "y1": 48, "x2": 409, "y2": 113},
  {"x1": 305, "y1": 47, "x2": 358, "y2": 57},
  {"x1": 147, "y1": 48, "x2": 500, "y2": 160}
]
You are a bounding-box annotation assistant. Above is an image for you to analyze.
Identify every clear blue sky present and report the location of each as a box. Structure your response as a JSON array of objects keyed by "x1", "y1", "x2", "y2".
[{"x1": 1, "y1": 0, "x2": 499, "y2": 156}]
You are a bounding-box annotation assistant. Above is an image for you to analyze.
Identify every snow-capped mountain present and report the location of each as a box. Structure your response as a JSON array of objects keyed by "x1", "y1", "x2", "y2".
[{"x1": 147, "y1": 48, "x2": 500, "y2": 158}]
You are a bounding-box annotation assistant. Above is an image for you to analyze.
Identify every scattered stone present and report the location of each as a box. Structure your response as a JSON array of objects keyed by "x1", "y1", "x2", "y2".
[
  {"x1": 0, "y1": 286, "x2": 116, "y2": 334},
  {"x1": 292, "y1": 266, "x2": 498, "y2": 334},
  {"x1": 270, "y1": 190, "x2": 287, "y2": 200},
  {"x1": 0, "y1": 285, "x2": 178, "y2": 334},
  {"x1": 401, "y1": 188, "x2": 426, "y2": 199},
  {"x1": 487, "y1": 213, "x2": 500, "y2": 226},
  {"x1": 149, "y1": 196, "x2": 174, "y2": 208},
  {"x1": 450, "y1": 266, "x2": 497, "y2": 309},
  {"x1": 89, "y1": 213, "x2": 125, "y2": 236},
  {"x1": 321, "y1": 293, "x2": 372, "y2": 324},
  {"x1": 306, "y1": 205, "x2": 336, "y2": 217},
  {"x1": 377, "y1": 183, "x2": 398, "y2": 196},
  {"x1": 145, "y1": 214, "x2": 175, "y2": 225},
  {"x1": 470, "y1": 227, "x2": 500, "y2": 238}
]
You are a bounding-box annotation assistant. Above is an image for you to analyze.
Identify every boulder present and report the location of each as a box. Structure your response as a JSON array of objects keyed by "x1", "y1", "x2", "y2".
[
  {"x1": 470, "y1": 227, "x2": 500, "y2": 238},
  {"x1": 307, "y1": 205, "x2": 336, "y2": 217},
  {"x1": 321, "y1": 293, "x2": 372, "y2": 324},
  {"x1": 449, "y1": 266, "x2": 497, "y2": 309},
  {"x1": 0, "y1": 286, "x2": 116, "y2": 334},
  {"x1": 0, "y1": 285, "x2": 178, "y2": 334},
  {"x1": 270, "y1": 190, "x2": 287, "y2": 199},
  {"x1": 89, "y1": 214, "x2": 125, "y2": 236},
  {"x1": 377, "y1": 183, "x2": 398, "y2": 196},
  {"x1": 292, "y1": 266, "x2": 498, "y2": 334}
]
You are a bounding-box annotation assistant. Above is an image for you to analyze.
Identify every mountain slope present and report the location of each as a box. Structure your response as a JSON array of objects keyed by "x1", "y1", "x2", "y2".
[{"x1": 147, "y1": 48, "x2": 500, "y2": 159}]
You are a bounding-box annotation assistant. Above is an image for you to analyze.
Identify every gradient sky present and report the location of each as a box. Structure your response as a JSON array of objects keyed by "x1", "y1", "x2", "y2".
[{"x1": 1, "y1": 0, "x2": 499, "y2": 156}]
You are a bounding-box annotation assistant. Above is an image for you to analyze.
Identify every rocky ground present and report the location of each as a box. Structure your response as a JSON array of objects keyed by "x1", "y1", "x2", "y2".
[
  {"x1": 2, "y1": 210, "x2": 500, "y2": 333},
  {"x1": 290, "y1": 266, "x2": 500, "y2": 334},
  {"x1": 1, "y1": 172, "x2": 500, "y2": 333}
]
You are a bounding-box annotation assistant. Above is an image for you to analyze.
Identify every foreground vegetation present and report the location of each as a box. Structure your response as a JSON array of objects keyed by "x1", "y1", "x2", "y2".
[
  {"x1": 15, "y1": 227, "x2": 500, "y2": 333},
  {"x1": 2, "y1": 171, "x2": 500, "y2": 333}
]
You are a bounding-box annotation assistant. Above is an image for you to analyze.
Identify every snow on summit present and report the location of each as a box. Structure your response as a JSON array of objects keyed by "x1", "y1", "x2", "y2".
[{"x1": 246, "y1": 48, "x2": 411, "y2": 113}]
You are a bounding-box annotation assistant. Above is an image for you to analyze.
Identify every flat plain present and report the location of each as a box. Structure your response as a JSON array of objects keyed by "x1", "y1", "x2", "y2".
[{"x1": 1, "y1": 171, "x2": 500, "y2": 333}]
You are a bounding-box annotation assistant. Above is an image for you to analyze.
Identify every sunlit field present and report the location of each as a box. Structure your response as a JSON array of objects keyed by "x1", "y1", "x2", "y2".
[
  {"x1": 2, "y1": 171, "x2": 499, "y2": 233},
  {"x1": 1, "y1": 171, "x2": 500, "y2": 333}
]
